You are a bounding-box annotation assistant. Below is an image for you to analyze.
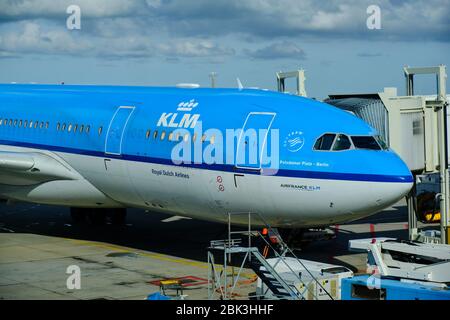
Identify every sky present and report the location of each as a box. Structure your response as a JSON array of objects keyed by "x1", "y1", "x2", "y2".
[{"x1": 0, "y1": 0, "x2": 449, "y2": 99}]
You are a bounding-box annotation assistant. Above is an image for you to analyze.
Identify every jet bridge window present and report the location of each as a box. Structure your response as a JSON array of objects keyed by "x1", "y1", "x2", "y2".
[
  {"x1": 351, "y1": 136, "x2": 382, "y2": 150},
  {"x1": 314, "y1": 134, "x2": 336, "y2": 151}
]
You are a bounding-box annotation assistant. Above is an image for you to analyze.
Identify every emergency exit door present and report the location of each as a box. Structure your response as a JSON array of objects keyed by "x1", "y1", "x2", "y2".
[
  {"x1": 236, "y1": 112, "x2": 276, "y2": 170},
  {"x1": 105, "y1": 106, "x2": 135, "y2": 155}
]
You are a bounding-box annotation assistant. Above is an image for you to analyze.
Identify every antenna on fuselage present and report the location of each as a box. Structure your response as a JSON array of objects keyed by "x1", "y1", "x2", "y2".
[{"x1": 237, "y1": 78, "x2": 244, "y2": 91}]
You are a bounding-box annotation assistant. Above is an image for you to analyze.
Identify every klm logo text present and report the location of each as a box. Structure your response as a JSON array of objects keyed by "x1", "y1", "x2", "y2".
[{"x1": 157, "y1": 113, "x2": 200, "y2": 129}]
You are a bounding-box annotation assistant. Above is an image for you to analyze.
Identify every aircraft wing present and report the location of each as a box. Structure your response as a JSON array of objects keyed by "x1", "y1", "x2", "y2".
[{"x1": 0, "y1": 151, "x2": 78, "y2": 186}]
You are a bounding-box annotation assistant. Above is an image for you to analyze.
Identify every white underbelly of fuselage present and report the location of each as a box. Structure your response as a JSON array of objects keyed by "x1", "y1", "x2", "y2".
[{"x1": 0, "y1": 145, "x2": 410, "y2": 228}]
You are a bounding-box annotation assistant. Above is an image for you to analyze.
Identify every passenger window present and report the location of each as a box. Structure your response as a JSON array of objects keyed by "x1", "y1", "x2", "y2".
[
  {"x1": 192, "y1": 133, "x2": 197, "y2": 142},
  {"x1": 14, "y1": 119, "x2": 17, "y2": 126},
  {"x1": 153, "y1": 130, "x2": 158, "y2": 139},
  {"x1": 79, "y1": 125, "x2": 84, "y2": 133},
  {"x1": 45, "y1": 122, "x2": 49, "y2": 129},
  {"x1": 146, "y1": 130, "x2": 151, "y2": 139},
  {"x1": 184, "y1": 133, "x2": 190, "y2": 142},
  {"x1": 73, "y1": 124, "x2": 78, "y2": 132},
  {"x1": 314, "y1": 134, "x2": 336, "y2": 151},
  {"x1": 68, "y1": 124, "x2": 72, "y2": 132},
  {"x1": 98, "y1": 126, "x2": 103, "y2": 135},
  {"x1": 201, "y1": 134, "x2": 207, "y2": 143},
  {"x1": 161, "y1": 131, "x2": 166, "y2": 140},
  {"x1": 333, "y1": 134, "x2": 352, "y2": 151},
  {"x1": 86, "y1": 125, "x2": 90, "y2": 134},
  {"x1": 0, "y1": 119, "x2": 3, "y2": 125},
  {"x1": 210, "y1": 135, "x2": 216, "y2": 144},
  {"x1": 57, "y1": 123, "x2": 60, "y2": 131},
  {"x1": 168, "y1": 132, "x2": 173, "y2": 141},
  {"x1": 62, "y1": 123, "x2": 66, "y2": 131},
  {"x1": 34, "y1": 121, "x2": 38, "y2": 129},
  {"x1": 19, "y1": 120, "x2": 22, "y2": 127},
  {"x1": 351, "y1": 136, "x2": 381, "y2": 150},
  {"x1": 40, "y1": 122, "x2": 44, "y2": 129},
  {"x1": 29, "y1": 121, "x2": 33, "y2": 128},
  {"x1": 24, "y1": 120, "x2": 28, "y2": 128}
]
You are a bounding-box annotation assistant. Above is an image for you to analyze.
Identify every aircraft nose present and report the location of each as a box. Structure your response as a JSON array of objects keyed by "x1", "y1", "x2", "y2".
[{"x1": 373, "y1": 151, "x2": 413, "y2": 207}]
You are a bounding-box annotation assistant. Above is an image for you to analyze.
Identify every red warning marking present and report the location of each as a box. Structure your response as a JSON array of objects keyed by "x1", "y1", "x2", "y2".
[
  {"x1": 370, "y1": 224, "x2": 376, "y2": 240},
  {"x1": 335, "y1": 224, "x2": 340, "y2": 236},
  {"x1": 216, "y1": 176, "x2": 223, "y2": 183},
  {"x1": 149, "y1": 276, "x2": 209, "y2": 287},
  {"x1": 219, "y1": 184, "x2": 225, "y2": 192}
]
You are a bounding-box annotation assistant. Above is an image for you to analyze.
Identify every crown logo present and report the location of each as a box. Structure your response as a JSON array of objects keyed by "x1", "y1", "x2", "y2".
[{"x1": 177, "y1": 99, "x2": 199, "y2": 112}]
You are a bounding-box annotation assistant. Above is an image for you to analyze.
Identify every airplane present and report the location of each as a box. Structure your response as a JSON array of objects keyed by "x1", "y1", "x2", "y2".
[{"x1": 0, "y1": 84, "x2": 413, "y2": 240}]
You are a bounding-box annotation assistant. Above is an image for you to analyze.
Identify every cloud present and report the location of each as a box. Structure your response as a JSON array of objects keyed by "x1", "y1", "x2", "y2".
[
  {"x1": 149, "y1": 0, "x2": 450, "y2": 41},
  {"x1": 0, "y1": 22, "x2": 91, "y2": 55},
  {"x1": 157, "y1": 41, "x2": 235, "y2": 58},
  {"x1": 0, "y1": 0, "x2": 146, "y2": 21},
  {"x1": 245, "y1": 41, "x2": 306, "y2": 60},
  {"x1": 0, "y1": 0, "x2": 448, "y2": 61},
  {"x1": 0, "y1": 21, "x2": 235, "y2": 60}
]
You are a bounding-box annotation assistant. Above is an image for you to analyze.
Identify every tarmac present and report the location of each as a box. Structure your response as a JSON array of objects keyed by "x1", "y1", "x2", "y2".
[{"x1": 0, "y1": 199, "x2": 424, "y2": 300}]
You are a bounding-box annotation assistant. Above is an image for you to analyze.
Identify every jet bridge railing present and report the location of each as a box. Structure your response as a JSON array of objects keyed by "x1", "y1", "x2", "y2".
[{"x1": 207, "y1": 212, "x2": 334, "y2": 300}]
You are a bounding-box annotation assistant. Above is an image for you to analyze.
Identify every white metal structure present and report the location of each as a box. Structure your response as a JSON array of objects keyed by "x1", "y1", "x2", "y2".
[
  {"x1": 277, "y1": 69, "x2": 307, "y2": 97},
  {"x1": 207, "y1": 212, "x2": 333, "y2": 300},
  {"x1": 349, "y1": 238, "x2": 450, "y2": 285},
  {"x1": 256, "y1": 257, "x2": 353, "y2": 300}
]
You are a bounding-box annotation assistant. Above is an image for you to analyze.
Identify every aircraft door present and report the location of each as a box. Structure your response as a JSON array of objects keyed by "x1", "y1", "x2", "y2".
[
  {"x1": 105, "y1": 106, "x2": 135, "y2": 156},
  {"x1": 100, "y1": 105, "x2": 141, "y2": 205},
  {"x1": 236, "y1": 112, "x2": 276, "y2": 171}
]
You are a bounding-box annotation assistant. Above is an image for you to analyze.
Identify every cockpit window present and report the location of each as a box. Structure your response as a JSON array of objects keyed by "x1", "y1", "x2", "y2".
[
  {"x1": 314, "y1": 134, "x2": 336, "y2": 151},
  {"x1": 351, "y1": 136, "x2": 382, "y2": 150},
  {"x1": 375, "y1": 135, "x2": 389, "y2": 150},
  {"x1": 332, "y1": 134, "x2": 352, "y2": 151}
]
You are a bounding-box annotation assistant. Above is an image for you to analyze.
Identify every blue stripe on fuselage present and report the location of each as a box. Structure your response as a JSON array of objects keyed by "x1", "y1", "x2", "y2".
[{"x1": 0, "y1": 139, "x2": 413, "y2": 183}]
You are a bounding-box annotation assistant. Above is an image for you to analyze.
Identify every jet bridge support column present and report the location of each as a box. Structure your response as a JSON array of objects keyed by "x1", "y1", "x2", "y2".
[
  {"x1": 404, "y1": 65, "x2": 449, "y2": 244},
  {"x1": 277, "y1": 69, "x2": 307, "y2": 97}
]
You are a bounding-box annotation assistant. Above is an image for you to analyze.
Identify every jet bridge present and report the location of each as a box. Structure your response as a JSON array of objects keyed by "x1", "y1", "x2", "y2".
[{"x1": 326, "y1": 65, "x2": 450, "y2": 245}]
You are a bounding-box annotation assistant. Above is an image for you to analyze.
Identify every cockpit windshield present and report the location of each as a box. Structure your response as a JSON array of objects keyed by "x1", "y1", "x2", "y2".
[
  {"x1": 313, "y1": 134, "x2": 387, "y2": 152},
  {"x1": 351, "y1": 136, "x2": 381, "y2": 150},
  {"x1": 314, "y1": 134, "x2": 336, "y2": 150},
  {"x1": 333, "y1": 134, "x2": 352, "y2": 151}
]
